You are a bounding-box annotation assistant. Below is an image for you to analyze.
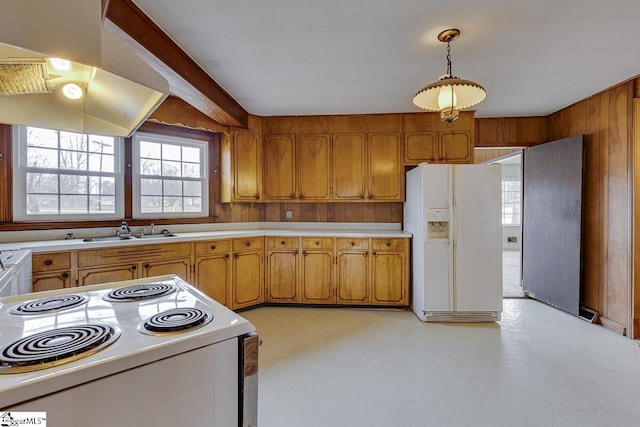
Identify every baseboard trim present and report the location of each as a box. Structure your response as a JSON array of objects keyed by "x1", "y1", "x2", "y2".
[{"x1": 599, "y1": 316, "x2": 627, "y2": 336}]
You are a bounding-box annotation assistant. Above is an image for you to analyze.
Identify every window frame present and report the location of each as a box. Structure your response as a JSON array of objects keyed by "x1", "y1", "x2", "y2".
[
  {"x1": 131, "y1": 132, "x2": 209, "y2": 219},
  {"x1": 501, "y1": 178, "x2": 521, "y2": 225},
  {"x1": 12, "y1": 126, "x2": 125, "y2": 222}
]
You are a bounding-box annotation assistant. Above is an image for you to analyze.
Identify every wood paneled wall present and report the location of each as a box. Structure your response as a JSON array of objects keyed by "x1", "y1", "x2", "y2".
[
  {"x1": 475, "y1": 117, "x2": 547, "y2": 147},
  {"x1": 0, "y1": 124, "x2": 11, "y2": 223},
  {"x1": 473, "y1": 148, "x2": 521, "y2": 164},
  {"x1": 547, "y1": 81, "x2": 633, "y2": 335}
]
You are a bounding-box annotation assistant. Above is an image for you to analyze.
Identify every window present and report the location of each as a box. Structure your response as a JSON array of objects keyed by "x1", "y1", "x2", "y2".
[
  {"x1": 132, "y1": 132, "x2": 208, "y2": 218},
  {"x1": 13, "y1": 126, "x2": 124, "y2": 220},
  {"x1": 502, "y1": 179, "x2": 521, "y2": 225}
]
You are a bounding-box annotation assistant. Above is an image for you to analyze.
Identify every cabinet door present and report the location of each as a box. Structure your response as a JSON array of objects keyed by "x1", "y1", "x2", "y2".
[
  {"x1": 404, "y1": 132, "x2": 437, "y2": 164},
  {"x1": 195, "y1": 255, "x2": 231, "y2": 307},
  {"x1": 332, "y1": 133, "x2": 366, "y2": 200},
  {"x1": 78, "y1": 264, "x2": 138, "y2": 286},
  {"x1": 439, "y1": 131, "x2": 473, "y2": 163},
  {"x1": 336, "y1": 251, "x2": 369, "y2": 303},
  {"x1": 264, "y1": 134, "x2": 296, "y2": 200},
  {"x1": 142, "y1": 258, "x2": 191, "y2": 282},
  {"x1": 32, "y1": 271, "x2": 72, "y2": 292},
  {"x1": 300, "y1": 250, "x2": 334, "y2": 303},
  {"x1": 233, "y1": 130, "x2": 262, "y2": 200},
  {"x1": 298, "y1": 134, "x2": 331, "y2": 200},
  {"x1": 266, "y1": 250, "x2": 298, "y2": 302},
  {"x1": 368, "y1": 133, "x2": 402, "y2": 200},
  {"x1": 232, "y1": 251, "x2": 264, "y2": 309},
  {"x1": 371, "y1": 251, "x2": 407, "y2": 305}
]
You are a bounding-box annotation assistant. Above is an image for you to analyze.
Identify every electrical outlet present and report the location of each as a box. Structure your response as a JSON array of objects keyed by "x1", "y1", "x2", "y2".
[{"x1": 285, "y1": 210, "x2": 293, "y2": 219}]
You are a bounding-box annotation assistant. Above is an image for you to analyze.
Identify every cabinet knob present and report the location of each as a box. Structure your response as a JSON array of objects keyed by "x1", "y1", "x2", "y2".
[
  {"x1": 359, "y1": 194, "x2": 365, "y2": 199},
  {"x1": 44, "y1": 259, "x2": 53, "y2": 266},
  {"x1": 369, "y1": 194, "x2": 373, "y2": 199},
  {"x1": 290, "y1": 194, "x2": 296, "y2": 199},
  {"x1": 234, "y1": 253, "x2": 239, "y2": 258},
  {"x1": 364, "y1": 252, "x2": 369, "y2": 257},
  {"x1": 280, "y1": 241, "x2": 285, "y2": 245},
  {"x1": 255, "y1": 194, "x2": 260, "y2": 199},
  {"x1": 386, "y1": 242, "x2": 391, "y2": 247},
  {"x1": 299, "y1": 195, "x2": 304, "y2": 199},
  {"x1": 60, "y1": 272, "x2": 69, "y2": 279},
  {"x1": 294, "y1": 251, "x2": 298, "y2": 255},
  {"x1": 302, "y1": 251, "x2": 307, "y2": 255},
  {"x1": 144, "y1": 263, "x2": 150, "y2": 269},
  {"x1": 315, "y1": 241, "x2": 319, "y2": 246},
  {"x1": 245, "y1": 241, "x2": 251, "y2": 247},
  {"x1": 224, "y1": 254, "x2": 229, "y2": 259},
  {"x1": 211, "y1": 245, "x2": 216, "y2": 250},
  {"x1": 350, "y1": 242, "x2": 355, "y2": 246},
  {"x1": 373, "y1": 251, "x2": 377, "y2": 256},
  {"x1": 130, "y1": 265, "x2": 137, "y2": 271}
]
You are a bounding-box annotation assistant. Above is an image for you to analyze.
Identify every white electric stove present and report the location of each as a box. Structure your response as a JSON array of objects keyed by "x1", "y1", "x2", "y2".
[{"x1": 0, "y1": 275, "x2": 258, "y2": 427}]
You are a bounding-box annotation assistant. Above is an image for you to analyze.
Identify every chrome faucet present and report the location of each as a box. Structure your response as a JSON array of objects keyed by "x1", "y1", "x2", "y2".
[
  {"x1": 120, "y1": 220, "x2": 132, "y2": 235},
  {"x1": 150, "y1": 223, "x2": 155, "y2": 235}
]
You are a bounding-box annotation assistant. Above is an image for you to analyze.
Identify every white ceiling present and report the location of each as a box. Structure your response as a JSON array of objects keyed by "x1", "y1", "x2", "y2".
[{"x1": 132, "y1": 0, "x2": 640, "y2": 119}]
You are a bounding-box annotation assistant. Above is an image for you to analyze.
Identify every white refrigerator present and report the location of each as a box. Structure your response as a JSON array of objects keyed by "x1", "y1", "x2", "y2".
[{"x1": 404, "y1": 163, "x2": 502, "y2": 322}]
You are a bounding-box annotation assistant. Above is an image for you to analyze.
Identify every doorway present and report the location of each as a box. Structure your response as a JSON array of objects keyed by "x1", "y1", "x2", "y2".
[{"x1": 490, "y1": 152, "x2": 524, "y2": 298}]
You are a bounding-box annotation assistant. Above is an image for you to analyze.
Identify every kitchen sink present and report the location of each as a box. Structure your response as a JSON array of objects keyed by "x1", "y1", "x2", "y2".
[
  {"x1": 134, "y1": 233, "x2": 177, "y2": 239},
  {"x1": 82, "y1": 236, "x2": 134, "y2": 242},
  {"x1": 82, "y1": 233, "x2": 177, "y2": 242}
]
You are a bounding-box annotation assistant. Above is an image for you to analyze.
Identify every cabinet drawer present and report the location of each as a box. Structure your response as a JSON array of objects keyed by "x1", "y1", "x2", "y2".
[
  {"x1": 32, "y1": 252, "x2": 71, "y2": 272},
  {"x1": 371, "y1": 239, "x2": 407, "y2": 251},
  {"x1": 195, "y1": 240, "x2": 231, "y2": 256},
  {"x1": 336, "y1": 238, "x2": 369, "y2": 250},
  {"x1": 233, "y1": 237, "x2": 263, "y2": 252},
  {"x1": 78, "y1": 242, "x2": 191, "y2": 268},
  {"x1": 267, "y1": 237, "x2": 298, "y2": 249},
  {"x1": 301, "y1": 237, "x2": 333, "y2": 250}
]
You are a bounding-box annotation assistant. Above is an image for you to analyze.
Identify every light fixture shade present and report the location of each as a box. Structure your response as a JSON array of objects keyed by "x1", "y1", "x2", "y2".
[{"x1": 413, "y1": 75, "x2": 486, "y2": 112}]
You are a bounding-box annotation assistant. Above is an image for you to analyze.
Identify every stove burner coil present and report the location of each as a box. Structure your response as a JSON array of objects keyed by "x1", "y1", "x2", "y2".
[
  {"x1": 10, "y1": 294, "x2": 89, "y2": 315},
  {"x1": 0, "y1": 324, "x2": 121, "y2": 374},
  {"x1": 103, "y1": 283, "x2": 177, "y2": 302},
  {"x1": 139, "y1": 308, "x2": 212, "y2": 335}
]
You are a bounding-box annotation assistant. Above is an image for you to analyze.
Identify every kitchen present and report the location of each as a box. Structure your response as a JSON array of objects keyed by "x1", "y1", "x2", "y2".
[{"x1": 2, "y1": 0, "x2": 640, "y2": 426}]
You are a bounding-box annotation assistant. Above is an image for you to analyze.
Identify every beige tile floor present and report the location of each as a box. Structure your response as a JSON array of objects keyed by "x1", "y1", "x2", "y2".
[{"x1": 242, "y1": 301, "x2": 640, "y2": 427}]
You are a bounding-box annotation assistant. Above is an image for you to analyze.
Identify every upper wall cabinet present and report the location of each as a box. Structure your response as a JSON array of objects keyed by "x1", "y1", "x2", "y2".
[
  {"x1": 403, "y1": 112, "x2": 475, "y2": 164},
  {"x1": 221, "y1": 115, "x2": 262, "y2": 202}
]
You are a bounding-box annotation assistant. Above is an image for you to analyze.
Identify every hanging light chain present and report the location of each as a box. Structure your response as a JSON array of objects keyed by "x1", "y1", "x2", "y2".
[{"x1": 446, "y1": 41, "x2": 452, "y2": 77}]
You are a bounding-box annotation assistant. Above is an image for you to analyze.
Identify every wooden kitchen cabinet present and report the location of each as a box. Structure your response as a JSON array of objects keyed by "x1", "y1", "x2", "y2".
[
  {"x1": 31, "y1": 251, "x2": 74, "y2": 292},
  {"x1": 368, "y1": 133, "x2": 402, "y2": 200},
  {"x1": 298, "y1": 134, "x2": 331, "y2": 200},
  {"x1": 77, "y1": 242, "x2": 192, "y2": 286},
  {"x1": 300, "y1": 238, "x2": 335, "y2": 304},
  {"x1": 194, "y1": 240, "x2": 232, "y2": 307},
  {"x1": 404, "y1": 111, "x2": 475, "y2": 164},
  {"x1": 221, "y1": 125, "x2": 262, "y2": 202},
  {"x1": 371, "y1": 239, "x2": 409, "y2": 305},
  {"x1": 266, "y1": 237, "x2": 299, "y2": 302},
  {"x1": 332, "y1": 133, "x2": 367, "y2": 200},
  {"x1": 231, "y1": 237, "x2": 264, "y2": 309},
  {"x1": 263, "y1": 135, "x2": 296, "y2": 200},
  {"x1": 336, "y1": 238, "x2": 370, "y2": 304}
]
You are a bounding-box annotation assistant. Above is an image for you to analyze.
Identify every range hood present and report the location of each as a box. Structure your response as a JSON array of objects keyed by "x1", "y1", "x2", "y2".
[{"x1": 0, "y1": 0, "x2": 169, "y2": 137}]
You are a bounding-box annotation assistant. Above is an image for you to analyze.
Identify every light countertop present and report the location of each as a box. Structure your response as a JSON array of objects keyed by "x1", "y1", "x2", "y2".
[{"x1": 0, "y1": 222, "x2": 411, "y2": 253}]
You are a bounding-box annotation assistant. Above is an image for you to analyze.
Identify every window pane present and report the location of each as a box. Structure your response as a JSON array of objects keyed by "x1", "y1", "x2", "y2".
[
  {"x1": 89, "y1": 195, "x2": 115, "y2": 213},
  {"x1": 27, "y1": 147, "x2": 58, "y2": 168},
  {"x1": 59, "y1": 150, "x2": 87, "y2": 170},
  {"x1": 141, "y1": 158, "x2": 161, "y2": 176},
  {"x1": 164, "y1": 179, "x2": 182, "y2": 196},
  {"x1": 89, "y1": 136, "x2": 114, "y2": 154},
  {"x1": 89, "y1": 176, "x2": 115, "y2": 195},
  {"x1": 162, "y1": 144, "x2": 181, "y2": 160},
  {"x1": 184, "y1": 197, "x2": 201, "y2": 212},
  {"x1": 163, "y1": 197, "x2": 182, "y2": 212},
  {"x1": 183, "y1": 181, "x2": 201, "y2": 197},
  {"x1": 141, "y1": 178, "x2": 162, "y2": 195},
  {"x1": 141, "y1": 196, "x2": 162, "y2": 213},
  {"x1": 27, "y1": 127, "x2": 58, "y2": 148},
  {"x1": 182, "y1": 146, "x2": 200, "y2": 163},
  {"x1": 60, "y1": 195, "x2": 87, "y2": 213},
  {"x1": 60, "y1": 175, "x2": 87, "y2": 194},
  {"x1": 182, "y1": 162, "x2": 200, "y2": 178},
  {"x1": 89, "y1": 153, "x2": 114, "y2": 172},
  {"x1": 27, "y1": 194, "x2": 58, "y2": 214},
  {"x1": 162, "y1": 160, "x2": 181, "y2": 177},
  {"x1": 60, "y1": 131, "x2": 87, "y2": 151},
  {"x1": 26, "y1": 173, "x2": 58, "y2": 193},
  {"x1": 140, "y1": 141, "x2": 161, "y2": 159}
]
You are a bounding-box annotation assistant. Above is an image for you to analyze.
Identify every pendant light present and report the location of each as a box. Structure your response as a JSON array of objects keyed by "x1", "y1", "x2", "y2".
[{"x1": 413, "y1": 29, "x2": 486, "y2": 123}]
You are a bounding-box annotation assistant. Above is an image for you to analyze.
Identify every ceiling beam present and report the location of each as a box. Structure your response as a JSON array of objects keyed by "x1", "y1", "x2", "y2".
[{"x1": 104, "y1": 0, "x2": 248, "y2": 128}]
